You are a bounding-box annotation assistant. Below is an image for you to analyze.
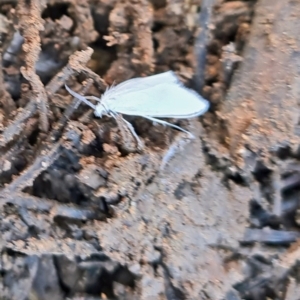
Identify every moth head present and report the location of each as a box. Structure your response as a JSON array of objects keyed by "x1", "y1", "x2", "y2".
[{"x1": 94, "y1": 103, "x2": 108, "y2": 118}]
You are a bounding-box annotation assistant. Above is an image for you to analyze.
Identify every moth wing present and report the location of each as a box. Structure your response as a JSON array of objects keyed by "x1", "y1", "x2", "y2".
[
  {"x1": 103, "y1": 71, "x2": 180, "y2": 99},
  {"x1": 108, "y1": 83, "x2": 209, "y2": 118}
]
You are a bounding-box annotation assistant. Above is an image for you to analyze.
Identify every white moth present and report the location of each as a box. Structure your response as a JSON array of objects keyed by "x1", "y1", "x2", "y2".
[{"x1": 65, "y1": 71, "x2": 209, "y2": 148}]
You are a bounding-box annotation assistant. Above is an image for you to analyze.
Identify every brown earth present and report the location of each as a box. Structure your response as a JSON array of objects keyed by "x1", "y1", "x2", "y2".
[{"x1": 1, "y1": 0, "x2": 300, "y2": 299}]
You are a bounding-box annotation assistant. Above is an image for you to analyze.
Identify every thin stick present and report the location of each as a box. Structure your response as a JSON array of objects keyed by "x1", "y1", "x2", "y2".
[
  {"x1": 49, "y1": 79, "x2": 94, "y2": 142},
  {"x1": 0, "y1": 48, "x2": 104, "y2": 149},
  {"x1": 4, "y1": 142, "x2": 62, "y2": 193},
  {"x1": 0, "y1": 100, "x2": 36, "y2": 148},
  {"x1": 194, "y1": 0, "x2": 217, "y2": 93},
  {"x1": 17, "y1": 0, "x2": 50, "y2": 132}
]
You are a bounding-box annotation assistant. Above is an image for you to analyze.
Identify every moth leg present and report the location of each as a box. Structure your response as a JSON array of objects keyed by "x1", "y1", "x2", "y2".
[
  {"x1": 161, "y1": 132, "x2": 193, "y2": 171},
  {"x1": 121, "y1": 117, "x2": 144, "y2": 151},
  {"x1": 143, "y1": 116, "x2": 195, "y2": 139},
  {"x1": 111, "y1": 113, "x2": 144, "y2": 152},
  {"x1": 85, "y1": 96, "x2": 102, "y2": 102}
]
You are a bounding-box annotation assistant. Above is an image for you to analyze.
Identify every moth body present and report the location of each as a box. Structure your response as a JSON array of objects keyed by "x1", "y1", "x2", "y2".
[
  {"x1": 90, "y1": 71, "x2": 209, "y2": 119},
  {"x1": 94, "y1": 102, "x2": 109, "y2": 118},
  {"x1": 65, "y1": 71, "x2": 210, "y2": 147}
]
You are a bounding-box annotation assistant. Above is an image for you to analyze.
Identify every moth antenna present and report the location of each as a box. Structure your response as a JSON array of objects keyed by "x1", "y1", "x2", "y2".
[{"x1": 65, "y1": 84, "x2": 96, "y2": 110}]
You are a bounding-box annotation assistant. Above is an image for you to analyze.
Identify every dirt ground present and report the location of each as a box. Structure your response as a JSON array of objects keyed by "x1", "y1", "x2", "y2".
[{"x1": 1, "y1": 0, "x2": 300, "y2": 299}]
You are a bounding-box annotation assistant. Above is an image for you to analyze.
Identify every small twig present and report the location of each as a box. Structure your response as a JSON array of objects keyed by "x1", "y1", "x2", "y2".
[
  {"x1": 0, "y1": 191, "x2": 53, "y2": 212},
  {"x1": 47, "y1": 47, "x2": 107, "y2": 94},
  {"x1": 3, "y1": 30, "x2": 24, "y2": 65},
  {"x1": 272, "y1": 167, "x2": 282, "y2": 217},
  {"x1": 49, "y1": 78, "x2": 94, "y2": 142},
  {"x1": 0, "y1": 48, "x2": 104, "y2": 149},
  {"x1": 0, "y1": 191, "x2": 106, "y2": 220},
  {"x1": 17, "y1": 0, "x2": 49, "y2": 132},
  {"x1": 0, "y1": 0, "x2": 18, "y2": 4},
  {"x1": 3, "y1": 141, "x2": 62, "y2": 193},
  {"x1": 0, "y1": 100, "x2": 36, "y2": 148},
  {"x1": 0, "y1": 54, "x2": 15, "y2": 118},
  {"x1": 242, "y1": 228, "x2": 300, "y2": 245},
  {"x1": 0, "y1": 118, "x2": 38, "y2": 178},
  {"x1": 129, "y1": 0, "x2": 154, "y2": 74},
  {"x1": 0, "y1": 137, "x2": 26, "y2": 164},
  {"x1": 194, "y1": 0, "x2": 217, "y2": 93}
]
